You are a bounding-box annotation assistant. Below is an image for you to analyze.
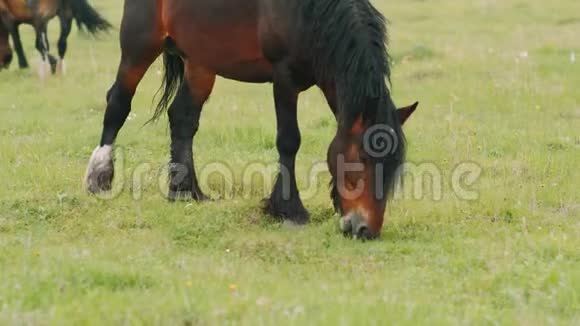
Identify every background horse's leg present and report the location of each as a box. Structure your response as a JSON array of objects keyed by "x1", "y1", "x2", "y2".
[
  {"x1": 167, "y1": 64, "x2": 216, "y2": 201},
  {"x1": 4, "y1": 20, "x2": 28, "y2": 68},
  {"x1": 85, "y1": 3, "x2": 163, "y2": 193},
  {"x1": 33, "y1": 22, "x2": 56, "y2": 78},
  {"x1": 56, "y1": 11, "x2": 73, "y2": 75},
  {"x1": 264, "y1": 66, "x2": 310, "y2": 224}
]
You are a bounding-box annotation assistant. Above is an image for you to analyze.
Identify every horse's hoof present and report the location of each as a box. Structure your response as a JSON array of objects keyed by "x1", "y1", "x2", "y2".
[
  {"x1": 36, "y1": 61, "x2": 50, "y2": 81},
  {"x1": 168, "y1": 189, "x2": 211, "y2": 202},
  {"x1": 167, "y1": 190, "x2": 191, "y2": 202},
  {"x1": 263, "y1": 197, "x2": 310, "y2": 225},
  {"x1": 287, "y1": 211, "x2": 310, "y2": 225},
  {"x1": 85, "y1": 146, "x2": 114, "y2": 194},
  {"x1": 56, "y1": 59, "x2": 66, "y2": 75}
]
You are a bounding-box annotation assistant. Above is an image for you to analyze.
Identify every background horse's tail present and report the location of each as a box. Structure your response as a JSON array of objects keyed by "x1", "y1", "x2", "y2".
[
  {"x1": 149, "y1": 51, "x2": 185, "y2": 123},
  {"x1": 69, "y1": 0, "x2": 112, "y2": 34}
]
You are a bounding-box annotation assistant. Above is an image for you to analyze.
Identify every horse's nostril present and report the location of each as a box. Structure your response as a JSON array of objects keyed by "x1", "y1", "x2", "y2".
[
  {"x1": 340, "y1": 217, "x2": 353, "y2": 235},
  {"x1": 356, "y1": 224, "x2": 372, "y2": 240},
  {"x1": 341, "y1": 213, "x2": 375, "y2": 240}
]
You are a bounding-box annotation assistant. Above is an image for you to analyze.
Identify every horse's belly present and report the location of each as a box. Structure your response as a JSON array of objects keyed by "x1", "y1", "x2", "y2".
[
  {"x1": 214, "y1": 59, "x2": 273, "y2": 83},
  {"x1": 174, "y1": 31, "x2": 273, "y2": 82}
]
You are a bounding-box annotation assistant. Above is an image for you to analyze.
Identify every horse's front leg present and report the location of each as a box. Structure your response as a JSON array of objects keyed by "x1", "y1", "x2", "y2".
[
  {"x1": 167, "y1": 63, "x2": 215, "y2": 201},
  {"x1": 264, "y1": 65, "x2": 310, "y2": 224}
]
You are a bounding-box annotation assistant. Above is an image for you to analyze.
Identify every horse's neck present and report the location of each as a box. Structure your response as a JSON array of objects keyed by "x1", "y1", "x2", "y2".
[{"x1": 332, "y1": 75, "x2": 386, "y2": 117}]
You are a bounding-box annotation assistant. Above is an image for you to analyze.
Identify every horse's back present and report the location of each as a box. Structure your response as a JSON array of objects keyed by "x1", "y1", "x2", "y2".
[
  {"x1": 162, "y1": 0, "x2": 277, "y2": 82},
  {"x1": 0, "y1": 0, "x2": 30, "y2": 20},
  {"x1": 36, "y1": 0, "x2": 59, "y2": 19},
  {"x1": 119, "y1": 0, "x2": 303, "y2": 82}
]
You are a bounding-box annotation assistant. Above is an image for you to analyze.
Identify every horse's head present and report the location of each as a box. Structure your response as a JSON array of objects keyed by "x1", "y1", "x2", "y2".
[
  {"x1": 0, "y1": 23, "x2": 13, "y2": 69},
  {"x1": 328, "y1": 101, "x2": 418, "y2": 239}
]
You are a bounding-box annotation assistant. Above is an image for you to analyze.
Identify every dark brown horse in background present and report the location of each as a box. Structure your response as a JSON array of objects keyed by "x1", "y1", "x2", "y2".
[
  {"x1": 0, "y1": 0, "x2": 110, "y2": 74},
  {"x1": 85, "y1": 0, "x2": 418, "y2": 239},
  {"x1": 0, "y1": 19, "x2": 10, "y2": 67}
]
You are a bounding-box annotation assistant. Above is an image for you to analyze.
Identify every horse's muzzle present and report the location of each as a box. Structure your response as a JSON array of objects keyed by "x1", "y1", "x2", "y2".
[{"x1": 340, "y1": 213, "x2": 377, "y2": 240}]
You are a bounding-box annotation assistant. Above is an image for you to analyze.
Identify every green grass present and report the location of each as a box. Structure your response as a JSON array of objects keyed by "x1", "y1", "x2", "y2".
[{"x1": 1, "y1": 0, "x2": 579, "y2": 324}]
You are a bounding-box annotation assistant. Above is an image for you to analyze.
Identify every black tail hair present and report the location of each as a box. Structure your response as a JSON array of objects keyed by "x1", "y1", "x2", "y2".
[
  {"x1": 148, "y1": 51, "x2": 185, "y2": 124},
  {"x1": 69, "y1": 0, "x2": 112, "y2": 34}
]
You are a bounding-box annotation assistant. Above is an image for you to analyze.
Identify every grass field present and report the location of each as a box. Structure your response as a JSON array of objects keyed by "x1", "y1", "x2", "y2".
[{"x1": 1, "y1": 0, "x2": 579, "y2": 324}]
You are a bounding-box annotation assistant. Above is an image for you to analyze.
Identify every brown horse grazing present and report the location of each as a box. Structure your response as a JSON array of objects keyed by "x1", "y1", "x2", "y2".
[
  {"x1": 0, "y1": 0, "x2": 110, "y2": 74},
  {"x1": 85, "y1": 0, "x2": 418, "y2": 239}
]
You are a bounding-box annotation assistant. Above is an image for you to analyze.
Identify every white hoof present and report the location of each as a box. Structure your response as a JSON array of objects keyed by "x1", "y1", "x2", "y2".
[
  {"x1": 36, "y1": 59, "x2": 51, "y2": 82},
  {"x1": 85, "y1": 145, "x2": 114, "y2": 193},
  {"x1": 57, "y1": 58, "x2": 67, "y2": 75}
]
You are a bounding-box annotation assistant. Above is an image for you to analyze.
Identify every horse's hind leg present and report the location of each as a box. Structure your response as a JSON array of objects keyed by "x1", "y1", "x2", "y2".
[
  {"x1": 85, "y1": 5, "x2": 163, "y2": 193},
  {"x1": 0, "y1": 15, "x2": 28, "y2": 69},
  {"x1": 56, "y1": 10, "x2": 73, "y2": 74},
  {"x1": 2, "y1": 18, "x2": 28, "y2": 68},
  {"x1": 11, "y1": 26, "x2": 28, "y2": 68},
  {"x1": 33, "y1": 22, "x2": 56, "y2": 77},
  {"x1": 167, "y1": 64, "x2": 216, "y2": 201}
]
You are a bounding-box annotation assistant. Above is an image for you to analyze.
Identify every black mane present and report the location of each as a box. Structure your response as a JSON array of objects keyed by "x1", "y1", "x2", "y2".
[
  {"x1": 300, "y1": 0, "x2": 405, "y2": 204},
  {"x1": 300, "y1": 0, "x2": 392, "y2": 124}
]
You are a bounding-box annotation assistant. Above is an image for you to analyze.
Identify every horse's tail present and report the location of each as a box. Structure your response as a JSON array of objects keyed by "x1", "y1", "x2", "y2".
[
  {"x1": 68, "y1": 0, "x2": 111, "y2": 34},
  {"x1": 148, "y1": 51, "x2": 185, "y2": 123}
]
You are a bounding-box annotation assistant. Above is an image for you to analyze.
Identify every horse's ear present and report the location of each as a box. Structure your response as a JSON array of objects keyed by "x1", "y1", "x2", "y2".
[{"x1": 398, "y1": 102, "x2": 419, "y2": 125}]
